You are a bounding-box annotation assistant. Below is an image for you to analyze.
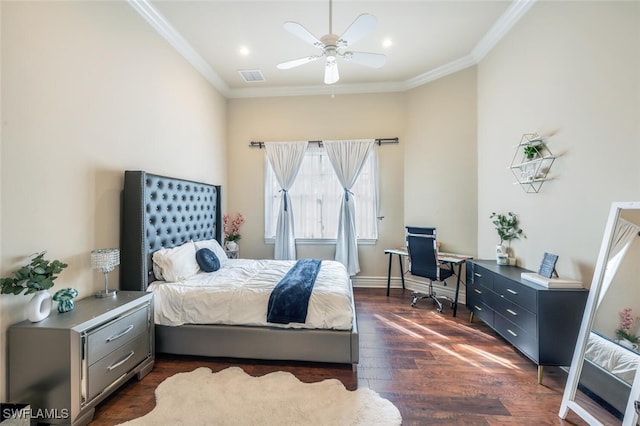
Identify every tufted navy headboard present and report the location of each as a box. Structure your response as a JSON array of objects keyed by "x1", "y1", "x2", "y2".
[{"x1": 120, "y1": 170, "x2": 222, "y2": 291}]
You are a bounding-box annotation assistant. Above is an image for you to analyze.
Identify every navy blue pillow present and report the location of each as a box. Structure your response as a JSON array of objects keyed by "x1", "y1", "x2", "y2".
[{"x1": 196, "y1": 248, "x2": 220, "y2": 272}]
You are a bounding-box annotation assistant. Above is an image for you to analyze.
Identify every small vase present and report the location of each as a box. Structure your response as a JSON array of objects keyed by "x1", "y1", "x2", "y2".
[
  {"x1": 496, "y1": 244, "x2": 508, "y2": 265},
  {"x1": 226, "y1": 241, "x2": 238, "y2": 251},
  {"x1": 27, "y1": 290, "x2": 52, "y2": 322}
]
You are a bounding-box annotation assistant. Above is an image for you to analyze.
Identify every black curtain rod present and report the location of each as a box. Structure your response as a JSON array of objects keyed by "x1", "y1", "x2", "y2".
[{"x1": 249, "y1": 137, "x2": 399, "y2": 149}]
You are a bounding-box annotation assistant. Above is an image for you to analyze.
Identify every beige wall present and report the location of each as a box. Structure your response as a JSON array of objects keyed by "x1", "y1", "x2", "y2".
[
  {"x1": 477, "y1": 1, "x2": 640, "y2": 282},
  {"x1": 226, "y1": 69, "x2": 478, "y2": 285},
  {"x1": 226, "y1": 93, "x2": 407, "y2": 283},
  {"x1": 0, "y1": 1, "x2": 227, "y2": 400},
  {"x1": 405, "y1": 67, "x2": 478, "y2": 256}
]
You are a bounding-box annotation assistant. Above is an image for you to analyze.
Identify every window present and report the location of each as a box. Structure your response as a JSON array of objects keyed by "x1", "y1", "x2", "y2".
[{"x1": 265, "y1": 145, "x2": 378, "y2": 243}]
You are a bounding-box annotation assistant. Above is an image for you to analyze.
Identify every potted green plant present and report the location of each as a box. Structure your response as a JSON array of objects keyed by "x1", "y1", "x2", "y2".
[
  {"x1": 490, "y1": 212, "x2": 525, "y2": 265},
  {"x1": 523, "y1": 144, "x2": 542, "y2": 160},
  {"x1": 1, "y1": 252, "x2": 68, "y2": 322}
]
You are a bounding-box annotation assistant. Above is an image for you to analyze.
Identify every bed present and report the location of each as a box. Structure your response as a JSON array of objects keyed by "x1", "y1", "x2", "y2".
[
  {"x1": 119, "y1": 170, "x2": 359, "y2": 365},
  {"x1": 579, "y1": 331, "x2": 640, "y2": 416}
]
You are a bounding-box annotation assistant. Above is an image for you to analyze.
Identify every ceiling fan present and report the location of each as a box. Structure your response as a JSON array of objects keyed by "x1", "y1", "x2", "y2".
[{"x1": 276, "y1": 0, "x2": 386, "y2": 85}]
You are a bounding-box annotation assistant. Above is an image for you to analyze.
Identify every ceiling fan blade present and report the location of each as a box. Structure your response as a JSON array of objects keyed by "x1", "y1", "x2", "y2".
[
  {"x1": 324, "y1": 61, "x2": 339, "y2": 85},
  {"x1": 338, "y1": 14, "x2": 377, "y2": 48},
  {"x1": 276, "y1": 55, "x2": 321, "y2": 70},
  {"x1": 343, "y1": 51, "x2": 386, "y2": 68},
  {"x1": 283, "y1": 22, "x2": 324, "y2": 49}
]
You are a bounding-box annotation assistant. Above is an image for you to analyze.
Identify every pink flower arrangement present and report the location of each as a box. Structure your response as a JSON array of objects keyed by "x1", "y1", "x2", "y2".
[
  {"x1": 616, "y1": 307, "x2": 640, "y2": 343},
  {"x1": 223, "y1": 213, "x2": 245, "y2": 242}
]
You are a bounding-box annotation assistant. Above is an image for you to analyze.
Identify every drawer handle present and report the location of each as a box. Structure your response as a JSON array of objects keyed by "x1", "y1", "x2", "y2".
[
  {"x1": 506, "y1": 309, "x2": 518, "y2": 316},
  {"x1": 474, "y1": 305, "x2": 483, "y2": 311},
  {"x1": 106, "y1": 325, "x2": 135, "y2": 343},
  {"x1": 107, "y1": 351, "x2": 135, "y2": 372},
  {"x1": 474, "y1": 273, "x2": 482, "y2": 278},
  {"x1": 506, "y1": 289, "x2": 518, "y2": 295},
  {"x1": 474, "y1": 289, "x2": 482, "y2": 294},
  {"x1": 507, "y1": 329, "x2": 518, "y2": 337}
]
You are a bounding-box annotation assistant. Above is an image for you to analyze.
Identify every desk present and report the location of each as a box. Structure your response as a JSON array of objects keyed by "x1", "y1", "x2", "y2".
[{"x1": 384, "y1": 247, "x2": 471, "y2": 317}]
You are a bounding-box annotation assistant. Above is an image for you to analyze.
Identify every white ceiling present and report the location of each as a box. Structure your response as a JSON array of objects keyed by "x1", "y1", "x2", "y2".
[{"x1": 133, "y1": 1, "x2": 536, "y2": 98}]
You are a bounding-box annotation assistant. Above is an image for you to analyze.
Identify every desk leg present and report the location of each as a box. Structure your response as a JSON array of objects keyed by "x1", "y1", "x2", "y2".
[
  {"x1": 452, "y1": 263, "x2": 463, "y2": 317},
  {"x1": 386, "y1": 253, "x2": 393, "y2": 296},
  {"x1": 398, "y1": 255, "x2": 405, "y2": 290}
]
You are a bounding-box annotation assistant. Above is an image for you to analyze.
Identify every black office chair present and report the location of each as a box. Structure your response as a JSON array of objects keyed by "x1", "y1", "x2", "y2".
[{"x1": 406, "y1": 227, "x2": 454, "y2": 312}]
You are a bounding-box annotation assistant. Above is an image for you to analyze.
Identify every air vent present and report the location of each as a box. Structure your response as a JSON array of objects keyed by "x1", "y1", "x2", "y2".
[{"x1": 238, "y1": 69, "x2": 266, "y2": 83}]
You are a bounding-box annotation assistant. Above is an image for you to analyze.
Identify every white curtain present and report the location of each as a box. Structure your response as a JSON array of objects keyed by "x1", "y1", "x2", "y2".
[
  {"x1": 265, "y1": 141, "x2": 308, "y2": 260},
  {"x1": 324, "y1": 139, "x2": 375, "y2": 275},
  {"x1": 597, "y1": 218, "x2": 640, "y2": 306}
]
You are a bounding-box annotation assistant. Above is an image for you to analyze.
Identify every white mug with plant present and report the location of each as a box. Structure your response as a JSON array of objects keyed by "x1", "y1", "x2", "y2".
[
  {"x1": 490, "y1": 212, "x2": 525, "y2": 265},
  {"x1": 1, "y1": 251, "x2": 68, "y2": 322}
]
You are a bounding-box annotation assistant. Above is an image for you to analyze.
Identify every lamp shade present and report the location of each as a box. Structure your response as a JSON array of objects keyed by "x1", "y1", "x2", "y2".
[{"x1": 90, "y1": 248, "x2": 120, "y2": 273}]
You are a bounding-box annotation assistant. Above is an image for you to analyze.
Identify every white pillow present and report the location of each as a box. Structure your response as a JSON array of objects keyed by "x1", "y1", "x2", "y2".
[
  {"x1": 152, "y1": 241, "x2": 199, "y2": 282},
  {"x1": 194, "y1": 239, "x2": 229, "y2": 265}
]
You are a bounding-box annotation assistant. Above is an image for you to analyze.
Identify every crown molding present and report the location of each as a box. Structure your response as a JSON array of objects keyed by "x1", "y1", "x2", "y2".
[
  {"x1": 472, "y1": 0, "x2": 538, "y2": 62},
  {"x1": 127, "y1": 0, "x2": 230, "y2": 97},
  {"x1": 228, "y1": 80, "x2": 408, "y2": 99},
  {"x1": 129, "y1": 0, "x2": 537, "y2": 99}
]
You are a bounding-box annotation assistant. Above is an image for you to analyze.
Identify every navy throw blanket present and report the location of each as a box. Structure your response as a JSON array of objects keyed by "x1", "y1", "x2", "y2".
[{"x1": 267, "y1": 258, "x2": 322, "y2": 324}]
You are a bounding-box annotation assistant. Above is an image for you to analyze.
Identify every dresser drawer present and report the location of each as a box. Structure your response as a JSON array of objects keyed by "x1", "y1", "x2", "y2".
[
  {"x1": 87, "y1": 333, "x2": 150, "y2": 401},
  {"x1": 493, "y1": 295, "x2": 537, "y2": 336},
  {"x1": 493, "y1": 276, "x2": 536, "y2": 312},
  {"x1": 494, "y1": 313, "x2": 538, "y2": 362},
  {"x1": 468, "y1": 284, "x2": 492, "y2": 306},
  {"x1": 87, "y1": 305, "x2": 149, "y2": 365},
  {"x1": 470, "y1": 299, "x2": 494, "y2": 325},
  {"x1": 471, "y1": 266, "x2": 493, "y2": 290}
]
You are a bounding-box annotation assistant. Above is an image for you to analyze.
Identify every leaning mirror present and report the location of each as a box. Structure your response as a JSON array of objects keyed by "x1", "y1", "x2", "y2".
[{"x1": 560, "y1": 201, "x2": 640, "y2": 425}]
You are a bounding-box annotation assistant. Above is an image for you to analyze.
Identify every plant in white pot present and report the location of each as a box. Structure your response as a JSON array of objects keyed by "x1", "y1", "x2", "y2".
[
  {"x1": 223, "y1": 212, "x2": 245, "y2": 252},
  {"x1": 1, "y1": 251, "x2": 68, "y2": 322},
  {"x1": 490, "y1": 212, "x2": 525, "y2": 265}
]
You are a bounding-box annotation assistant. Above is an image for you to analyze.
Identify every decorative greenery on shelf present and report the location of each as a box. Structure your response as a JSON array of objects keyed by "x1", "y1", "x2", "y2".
[
  {"x1": 490, "y1": 212, "x2": 525, "y2": 246},
  {"x1": 616, "y1": 308, "x2": 640, "y2": 343},
  {"x1": 0, "y1": 252, "x2": 68, "y2": 295},
  {"x1": 523, "y1": 144, "x2": 542, "y2": 160}
]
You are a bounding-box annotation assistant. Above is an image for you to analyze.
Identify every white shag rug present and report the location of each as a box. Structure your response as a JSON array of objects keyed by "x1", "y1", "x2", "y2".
[{"x1": 118, "y1": 366, "x2": 401, "y2": 426}]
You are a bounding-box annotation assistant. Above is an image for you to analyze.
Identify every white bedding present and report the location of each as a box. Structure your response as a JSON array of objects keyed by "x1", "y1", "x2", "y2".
[
  {"x1": 584, "y1": 332, "x2": 640, "y2": 385},
  {"x1": 148, "y1": 259, "x2": 354, "y2": 330}
]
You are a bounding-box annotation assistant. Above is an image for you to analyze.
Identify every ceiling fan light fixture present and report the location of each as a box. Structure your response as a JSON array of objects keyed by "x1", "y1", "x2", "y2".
[
  {"x1": 325, "y1": 46, "x2": 337, "y2": 62},
  {"x1": 276, "y1": 0, "x2": 385, "y2": 85}
]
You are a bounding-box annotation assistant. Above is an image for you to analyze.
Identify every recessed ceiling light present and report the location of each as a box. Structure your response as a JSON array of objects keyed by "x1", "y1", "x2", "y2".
[
  {"x1": 382, "y1": 38, "x2": 393, "y2": 48},
  {"x1": 239, "y1": 46, "x2": 250, "y2": 56}
]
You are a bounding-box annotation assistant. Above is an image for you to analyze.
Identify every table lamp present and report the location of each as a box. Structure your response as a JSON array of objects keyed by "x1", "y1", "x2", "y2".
[{"x1": 91, "y1": 248, "x2": 120, "y2": 298}]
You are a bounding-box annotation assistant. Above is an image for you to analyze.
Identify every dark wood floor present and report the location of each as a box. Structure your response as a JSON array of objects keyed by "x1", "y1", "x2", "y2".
[{"x1": 91, "y1": 288, "x2": 618, "y2": 425}]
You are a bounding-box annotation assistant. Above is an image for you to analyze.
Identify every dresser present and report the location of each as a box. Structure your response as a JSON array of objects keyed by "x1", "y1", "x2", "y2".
[
  {"x1": 466, "y1": 260, "x2": 587, "y2": 383},
  {"x1": 8, "y1": 291, "x2": 154, "y2": 425}
]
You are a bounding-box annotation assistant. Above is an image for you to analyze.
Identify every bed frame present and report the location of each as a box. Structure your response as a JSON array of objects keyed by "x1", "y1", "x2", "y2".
[
  {"x1": 578, "y1": 331, "x2": 635, "y2": 417},
  {"x1": 120, "y1": 170, "x2": 359, "y2": 365}
]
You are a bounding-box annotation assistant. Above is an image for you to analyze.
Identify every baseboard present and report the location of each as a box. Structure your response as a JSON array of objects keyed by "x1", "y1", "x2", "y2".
[{"x1": 351, "y1": 275, "x2": 466, "y2": 304}]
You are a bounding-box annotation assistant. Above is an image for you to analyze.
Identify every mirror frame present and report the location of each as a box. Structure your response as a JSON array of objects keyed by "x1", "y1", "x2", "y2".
[{"x1": 559, "y1": 201, "x2": 640, "y2": 425}]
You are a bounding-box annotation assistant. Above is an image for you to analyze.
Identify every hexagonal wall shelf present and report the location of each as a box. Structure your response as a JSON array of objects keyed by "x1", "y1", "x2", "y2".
[{"x1": 510, "y1": 133, "x2": 556, "y2": 193}]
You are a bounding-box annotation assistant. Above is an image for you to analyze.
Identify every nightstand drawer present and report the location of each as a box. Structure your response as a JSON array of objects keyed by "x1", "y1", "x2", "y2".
[
  {"x1": 87, "y1": 304, "x2": 149, "y2": 365},
  {"x1": 494, "y1": 276, "x2": 536, "y2": 312},
  {"x1": 87, "y1": 333, "x2": 149, "y2": 401}
]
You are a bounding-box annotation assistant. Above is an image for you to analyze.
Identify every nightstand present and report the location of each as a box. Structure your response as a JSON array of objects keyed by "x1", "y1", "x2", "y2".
[{"x1": 7, "y1": 291, "x2": 154, "y2": 425}]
